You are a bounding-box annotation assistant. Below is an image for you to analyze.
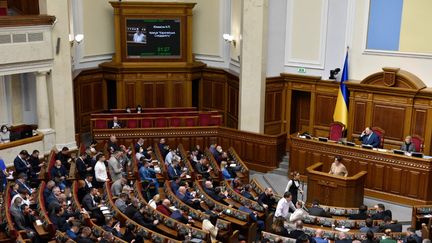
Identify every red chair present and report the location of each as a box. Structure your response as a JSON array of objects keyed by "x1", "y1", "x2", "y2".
[
  {"x1": 95, "y1": 119, "x2": 107, "y2": 129},
  {"x1": 170, "y1": 117, "x2": 182, "y2": 127},
  {"x1": 411, "y1": 135, "x2": 424, "y2": 152},
  {"x1": 329, "y1": 122, "x2": 345, "y2": 141},
  {"x1": 127, "y1": 119, "x2": 139, "y2": 128},
  {"x1": 199, "y1": 113, "x2": 211, "y2": 126},
  {"x1": 372, "y1": 126, "x2": 385, "y2": 148},
  {"x1": 210, "y1": 116, "x2": 222, "y2": 126},
  {"x1": 155, "y1": 118, "x2": 168, "y2": 127},
  {"x1": 184, "y1": 117, "x2": 197, "y2": 127},
  {"x1": 141, "y1": 119, "x2": 153, "y2": 128}
]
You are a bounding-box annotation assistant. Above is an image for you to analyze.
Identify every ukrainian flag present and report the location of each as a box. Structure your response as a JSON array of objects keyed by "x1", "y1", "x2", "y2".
[{"x1": 333, "y1": 51, "x2": 349, "y2": 126}]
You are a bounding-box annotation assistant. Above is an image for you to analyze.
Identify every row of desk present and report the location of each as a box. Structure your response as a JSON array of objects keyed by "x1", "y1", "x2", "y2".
[{"x1": 289, "y1": 135, "x2": 432, "y2": 205}]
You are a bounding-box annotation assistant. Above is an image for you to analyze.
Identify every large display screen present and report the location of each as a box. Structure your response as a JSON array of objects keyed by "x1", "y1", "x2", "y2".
[{"x1": 126, "y1": 19, "x2": 181, "y2": 59}]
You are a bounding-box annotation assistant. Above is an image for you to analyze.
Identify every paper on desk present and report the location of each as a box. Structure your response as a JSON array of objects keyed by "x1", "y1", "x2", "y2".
[{"x1": 335, "y1": 227, "x2": 350, "y2": 232}]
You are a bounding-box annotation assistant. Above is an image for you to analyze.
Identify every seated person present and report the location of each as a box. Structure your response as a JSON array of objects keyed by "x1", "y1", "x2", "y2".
[
  {"x1": 360, "y1": 218, "x2": 379, "y2": 233},
  {"x1": 12, "y1": 203, "x2": 39, "y2": 241},
  {"x1": 239, "y1": 202, "x2": 264, "y2": 231},
  {"x1": 371, "y1": 204, "x2": 392, "y2": 220},
  {"x1": 108, "y1": 116, "x2": 122, "y2": 129},
  {"x1": 111, "y1": 177, "x2": 127, "y2": 197},
  {"x1": 82, "y1": 187, "x2": 105, "y2": 225},
  {"x1": 289, "y1": 201, "x2": 309, "y2": 222},
  {"x1": 271, "y1": 216, "x2": 289, "y2": 237},
  {"x1": 241, "y1": 184, "x2": 257, "y2": 201},
  {"x1": 257, "y1": 187, "x2": 276, "y2": 210},
  {"x1": 51, "y1": 160, "x2": 68, "y2": 191},
  {"x1": 314, "y1": 229, "x2": 329, "y2": 243},
  {"x1": 0, "y1": 125, "x2": 10, "y2": 143},
  {"x1": 348, "y1": 204, "x2": 369, "y2": 220},
  {"x1": 171, "y1": 209, "x2": 193, "y2": 224},
  {"x1": 176, "y1": 186, "x2": 202, "y2": 209},
  {"x1": 139, "y1": 160, "x2": 159, "y2": 192},
  {"x1": 308, "y1": 200, "x2": 331, "y2": 217},
  {"x1": 115, "y1": 193, "x2": 128, "y2": 213},
  {"x1": 132, "y1": 205, "x2": 159, "y2": 230},
  {"x1": 49, "y1": 205, "x2": 73, "y2": 232},
  {"x1": 156, "y1": 199, "x2": 171, "y2": 216},
  {"x1": 359, "y1": 127, "x2": 380, "y2": 148},
  {"x1": 196, "y1": 157, "x2": 212, "y2": 178},
  {"x1": 288, "y1": 220, "x2": 306, "y2": 239},
  {"x1": 401, "y1": 136, "x2": 416, "y2": 152},
  {"x1": 379, "y1": 216, "x2": 402, "y2": 233},
  {"x1": 403, "y1": 227, "x2": 422, "y2": 243},
  {"x1": 221, "y1": 161, "x2": 234, "y2": 180},
  {"x1": 102, "y1": 216, "x2": 123, "y2": 238},
  {"x1": 167, "y1": 159, "x2": 186, "y2": 180},
  {"x1": 329, "y1": 156, "x2": 348, "y2": 177},
  {"x1": 380, "y1": 229, "x2": 396, "y2": 243},
  {"x1": 203, "y1": 180, "x2": 227, "y2": 203},
  {"x1": 170, "y1": 176, "x2": 181, "y2": 193},
  {"x1": 15, "y1": 173, "x2": 33, "y2": 195},
  {"x1": 56, "y1": 147, "x2": 71, "y2": 170}
]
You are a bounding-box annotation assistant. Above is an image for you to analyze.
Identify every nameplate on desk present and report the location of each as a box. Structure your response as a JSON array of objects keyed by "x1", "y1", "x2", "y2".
[{"x1": 318, "y1": 137, "x2": 328, "y2": 142}]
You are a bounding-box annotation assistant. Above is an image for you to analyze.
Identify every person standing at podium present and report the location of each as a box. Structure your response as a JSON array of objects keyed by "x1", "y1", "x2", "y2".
[
  {"x1": 359, "y1": 127, "x2": 380, "y2": 148},
  {"x1": 285, "y1": 171, "x2": 303, "y2": 204},
  {"x1": 329, "y1": 156, "x2": 348, "y2": 177}
]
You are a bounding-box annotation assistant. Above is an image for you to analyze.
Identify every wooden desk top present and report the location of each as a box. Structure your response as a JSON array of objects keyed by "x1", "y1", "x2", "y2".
[{"x1": 290, "y1": 135, "x2": 432, "y2": 205}]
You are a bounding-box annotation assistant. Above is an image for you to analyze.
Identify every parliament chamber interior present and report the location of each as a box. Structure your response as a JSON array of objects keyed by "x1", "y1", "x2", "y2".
[{"x1": 1, "y1": 0, "x2": 432, "y2": 243}]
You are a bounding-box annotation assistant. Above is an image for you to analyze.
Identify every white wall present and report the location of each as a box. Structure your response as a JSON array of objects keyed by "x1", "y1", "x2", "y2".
[
  {"x1": 266, "y1": 0, "x2": 287, "y2": 77},
  {"x1": 350, "y1": 0, "x2": 432, "y2": 85}
]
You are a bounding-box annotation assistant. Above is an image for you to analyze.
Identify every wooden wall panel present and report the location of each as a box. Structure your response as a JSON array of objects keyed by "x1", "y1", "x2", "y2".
[
  {"x1": 155, "y1": 83, "x2": 166, "y2": 107},
  {"x1": 213, "y1": 82, "x2": 225, "y2": 110},
  {"x1": 388, "y1": 167, "x2": 402, "y2": 194},
  {"x1": 125, "y1": 82, "x2": 136, "y2": 108},
  {"x1": 142, "y1": 83, "x2": 154, "y2": 107},
  {"x1": 372, "y1": 104, "x2": 405, "y2": 140},
  {"x1": 172, "y1": 82, "x2": 184, "y2": 107},
  {"x1": 202, "y1": 80, "x2": 212, "y2": 108},
  {"x1": 406, "y1": 171, "x2": 420, "y2": 198},
  {"x1": 353, "y1": 102, "x2": 367, "y2": 134},
  {"x1": 80, "y1": 84, "x2": 92, "y2": 113},
  {"x1": 314, "y1": 95, "x2": 336, "y2": 126},
  {"x1": 93, "y1": 83, "x2": 103, "y2": 110},
  {"x1": 412, "y1": 109, "x2": 427, "y2": 136}
]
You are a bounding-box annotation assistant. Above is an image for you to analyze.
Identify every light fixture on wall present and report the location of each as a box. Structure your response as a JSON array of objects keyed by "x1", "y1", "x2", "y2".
[
  {"x1": 69, "y1": 34, "x2": 84, "y2": 46},
  {"x1": 223, "y1": 33, "x2": 236, "y2": 47}
]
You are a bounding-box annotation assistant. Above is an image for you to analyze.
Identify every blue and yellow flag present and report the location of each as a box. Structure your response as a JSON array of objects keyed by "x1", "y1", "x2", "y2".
[{"x1": 333, "y1": 52, "x2": 349, "y2": 126}]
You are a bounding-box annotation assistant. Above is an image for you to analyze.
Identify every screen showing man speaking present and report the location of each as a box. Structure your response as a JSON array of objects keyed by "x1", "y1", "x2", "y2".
[{"x1": 126, "y1": 19, "x2": 181, "y2": 58}]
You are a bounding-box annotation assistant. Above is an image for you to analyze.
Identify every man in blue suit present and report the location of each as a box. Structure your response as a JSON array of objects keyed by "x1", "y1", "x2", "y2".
[
  {"x1": 238, "y1": 202, "x2": 264, "y2": 231},
  {"x1": 359, "y1": 127, "x2": 381, "y2": 148},
  {"x1": 14, "y1": 150, "x2": 30, "y2": 176},
  {"x1": 139, "y1": 161, "x2": 159, "y2": 192}
]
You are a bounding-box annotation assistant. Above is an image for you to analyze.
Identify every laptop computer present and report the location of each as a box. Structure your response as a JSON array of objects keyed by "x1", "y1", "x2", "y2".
[
  {"x1": 393, "y1": 150, "x2": 404, "y2": 155},
  {"x1": 411, "y1": 152, "x2": 423, "y2": 158},
  {"x1": 346, "y1": 141, "x2": 356, "y2": 147},
  {"x1": 318, "y1": 137, "x2": 328, "y2": 142},
  {"x1": 361, "y1": 144, "x2": 373, "y2": 149}
]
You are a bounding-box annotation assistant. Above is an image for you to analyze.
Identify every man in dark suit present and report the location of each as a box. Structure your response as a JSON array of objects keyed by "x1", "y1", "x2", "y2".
[
  {"x1": 239, "y1": 202, "x2": 264, "y2": 231},
  {"x1": 348, "y1": 204, "x2": 369, "y2": 220},
  {"x1": 257, "y1": 187, "x2": 276, "y2": 210},
  {"x1": 380, "y1": 216, "x2": 402, "y2": 233},
  {"x1": 132, "y1": 205, "x2": 158, "y2": 230},
  {"x1": 49, "y1": 205, "x2": 72, "y2": 232},
  {"x1": 359, "y1": 127, "x2": 381, "y2": 148},
  {"x1": 15, "y1": 173, "x2": 33, "y2": 195},
  {"x1": 14, "y1": 150, "x2": 30, "y2": 175},
  {"x1": 203, "y1": 180, "x2": 227, "y2": 203},
  {"x1": 167, "y1": 159, "x2": 185, "y2": 180},
  {"x1": 76, "y1": 152, "x2": 91, "y2": 179},
  {"x1": 371, "y1": 204, "x2": 392, "y2": 220},
  {"x1": 196, "y1": 158, "x2": 212, "y2": 178},
  {"x1": 125, "y1": 197, "x2": 140, "y2": 219},
  {"x1": 82, "y1": 187, "x2": 104, "y2": 224},
  {"x1": 289, "y1": 220, "x2": 306, "y2": 239},
  {"x1": 108, "y1": 116, "x2": 122, "y2": 129},
  {"x1": 403, "y1": 227, "x2": 422, "y2": 243},
  {"x1": 170, "y1": 209, "x2": 189, "y2": 224},
  {"x1": 308, "y1": 200, "x2": 331, "y2": 217}
]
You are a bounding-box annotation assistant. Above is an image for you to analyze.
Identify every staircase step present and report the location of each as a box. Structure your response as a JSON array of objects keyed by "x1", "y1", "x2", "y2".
[
  {"x1": 279, "y1": 162, "x2": 288, "y2": 170},
  {"x1": 271, "y1": 167, "x2": 288, "y2": 177}
]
